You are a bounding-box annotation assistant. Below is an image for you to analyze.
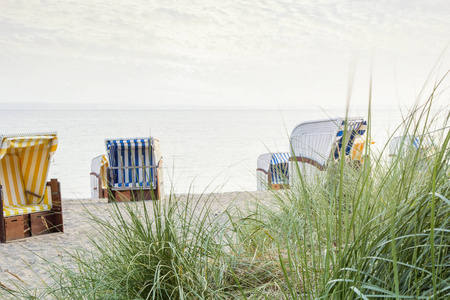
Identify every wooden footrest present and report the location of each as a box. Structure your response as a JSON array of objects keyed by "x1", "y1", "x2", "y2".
[{"x1": 108, "y1": 189, "x2": 158, "y2": 202}]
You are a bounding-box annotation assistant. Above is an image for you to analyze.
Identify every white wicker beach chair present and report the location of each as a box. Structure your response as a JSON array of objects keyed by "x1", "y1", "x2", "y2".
[
  {"x1": 257, "y1": 152, "x2": 290, "y2": 191},
  {"x1": 90, "y1": 154, "x2": 109, "y2": 199},
  {"x1": 289, "y1": 117, "x2": 367, "y2": 182},
  {"x1": 0, "y1": 132, "x2": 63, "y2": 242},
  {"x1": 388, "y1": 135, "x2": 434, "y2": 164}
]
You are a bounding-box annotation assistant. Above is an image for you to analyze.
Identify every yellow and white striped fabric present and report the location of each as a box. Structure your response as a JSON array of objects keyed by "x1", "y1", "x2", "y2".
[
  {"x1": 0, "y1": 133, "x2": 57, "y2": 217},
  {"x1": 350, "y1": 137, "x2": 375, "y2": 163},
  {"x1": 3, "y1": 205, "x2": 51, "y2": 217},
  {"x1": 0, "y1": 154, "x2": 28, "y2": 206},
  {"x1": 100, "y1": 154, "x2": 109, "y2": 189}
]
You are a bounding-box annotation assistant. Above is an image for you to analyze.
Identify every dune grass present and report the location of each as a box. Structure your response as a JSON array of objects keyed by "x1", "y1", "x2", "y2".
[{"x1": 1, "y1": 75, "x2": 449, "y2": 299}]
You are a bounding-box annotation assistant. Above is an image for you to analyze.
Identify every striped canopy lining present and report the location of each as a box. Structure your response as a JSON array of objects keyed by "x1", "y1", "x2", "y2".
[
  {"x1": 0, "y1": 135, "x2": 57, "y2": 216},
  {"x1": 334, "y1": 120, "x2": 367, "y2": 159},
  {"x1": 106, "y1": 138, "x2": 156, "y2": 188},
  {"x1": 270, "y1": 153, "x2": 290, "y2": 184}
]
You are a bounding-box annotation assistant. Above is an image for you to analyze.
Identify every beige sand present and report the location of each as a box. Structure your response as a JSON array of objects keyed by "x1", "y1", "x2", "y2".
[{"x1": 0, "y1": 191, "x2": 275, "y2": 295}]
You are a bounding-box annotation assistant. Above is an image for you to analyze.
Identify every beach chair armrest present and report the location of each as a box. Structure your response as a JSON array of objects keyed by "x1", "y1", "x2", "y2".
[
  {"x1": 256, "y1": 168, "x2": 269, "y2": 175},
  {"x1": 26, "y1": 190, "x2": 42, "y2": 199},
  {"x1": 90, "y1": 172, "x2": 101, "y2": 178},
  {"x1": 289, "y1": 156, "x2": 326, "y2": 171}
]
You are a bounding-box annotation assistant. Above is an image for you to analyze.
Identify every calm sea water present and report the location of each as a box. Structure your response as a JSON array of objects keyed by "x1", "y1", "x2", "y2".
[{"x1": 0, "y1": 109, "x2": 404, "y2": 199}]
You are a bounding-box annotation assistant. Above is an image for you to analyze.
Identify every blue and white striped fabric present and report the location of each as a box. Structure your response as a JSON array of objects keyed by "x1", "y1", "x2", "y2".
[
  {"x1": 106, "y1": 138, "x2": 156, "y2": 188},
  {"x1": 412, "y1": 137, "x2": 420, "y2": 149},
  {"x1": 335, "y1": 120, "x2": 367, "y2": 159},
  {"x1": 270, "y1": 152, "x2": 290, "y2": 184}
]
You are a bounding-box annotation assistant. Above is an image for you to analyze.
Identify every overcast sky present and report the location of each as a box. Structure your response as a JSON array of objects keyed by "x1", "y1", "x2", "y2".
[{"x1": 0, "y1": 0, "x2": 449, "y2": 110}]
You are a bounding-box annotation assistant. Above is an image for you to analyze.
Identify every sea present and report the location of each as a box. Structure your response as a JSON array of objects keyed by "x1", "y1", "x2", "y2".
[{"x1": 0, "y1": 109, "x2": 409, "y2": 199}]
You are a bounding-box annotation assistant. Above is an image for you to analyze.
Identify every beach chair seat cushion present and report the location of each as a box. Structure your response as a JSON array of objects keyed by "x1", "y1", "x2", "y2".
[{"x1": 3, "y1": 204, "x2": 51, "y2": 217}]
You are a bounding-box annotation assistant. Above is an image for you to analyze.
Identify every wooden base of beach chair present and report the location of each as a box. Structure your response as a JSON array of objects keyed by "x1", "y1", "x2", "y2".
[
  {"x1": 108, "y1": 188, "x2": 160, "y2": 202},
  {"x1": 134, "y1": 189, "x2": 158, "y2": 201},
  {"x1": 91, "y1": 173, "x2": 108, "y2": 199},
  {"x1": 99, "y1": 188, "x2": 108, "y2": 199},
  {"x1": 271, "y1": 184, "x2": 289, "y2": 190},
  {"x1": 0, "y1": 179, "x2": 64, "y2": 243},
  {"x1": 114, "y1": 190, "x2": 132, "y2": 202}
]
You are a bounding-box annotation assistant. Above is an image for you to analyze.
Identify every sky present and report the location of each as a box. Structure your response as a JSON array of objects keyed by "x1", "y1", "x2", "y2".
[{"x1": 0, "y1": 0, "x2": 449, "y2": 110}]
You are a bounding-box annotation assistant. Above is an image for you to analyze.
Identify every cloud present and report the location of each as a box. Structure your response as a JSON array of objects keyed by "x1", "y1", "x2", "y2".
[{"x1": 0, "y1": 0, "x2": 448, "y2": 108}]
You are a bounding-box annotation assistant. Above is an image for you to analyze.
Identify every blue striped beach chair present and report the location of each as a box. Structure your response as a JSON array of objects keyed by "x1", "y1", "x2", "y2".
[
  {"x1": 0, "y1": 132, "x2": 63, "y2": 242},
  {"x1": 257, "y1": 152, "x2": 290, "y2": 191},
  {"x1": 289, "y1": 117, "x2": 368, "y2": 180},
  {"x1": 102, "y1": 137, "x2": 164, "y2": 202}
]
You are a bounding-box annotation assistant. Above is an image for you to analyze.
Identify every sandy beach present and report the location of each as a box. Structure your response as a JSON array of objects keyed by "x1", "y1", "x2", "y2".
[{"x1": 0, "y1": 191, "x2": 274, "y2": 294}]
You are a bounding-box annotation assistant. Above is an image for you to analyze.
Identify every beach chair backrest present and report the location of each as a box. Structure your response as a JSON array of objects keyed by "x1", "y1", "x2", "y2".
[
  {"x1": 290, "y1": 118, "x2": 344, "y2": 168},
  {"x1": 106, "y1": 138, "x2": 156, "y2": 188},
  {"x1": 0, "y1": 133, "x2": 58, "y2": 206}
]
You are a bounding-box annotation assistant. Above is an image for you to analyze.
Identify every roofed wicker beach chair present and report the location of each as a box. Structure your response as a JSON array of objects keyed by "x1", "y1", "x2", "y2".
[
  {"x1": 257, "y1": 152, "x2": 290, "y2": 191},
  {"x1": 289, "y1": 117, "x2": 367, "y2": 181},
  {"x1": 0, "y1": 132, "x2": 63, "y2": 242},
  {"x1": 104, "y1": 137, "x2": 164, "y2": 202},
  {"x1": 90, "y1": 154, "x2": 109, "y2": 199},
  {"x1": 388, "y1": 135, "x2": 435, "y2": 165}
]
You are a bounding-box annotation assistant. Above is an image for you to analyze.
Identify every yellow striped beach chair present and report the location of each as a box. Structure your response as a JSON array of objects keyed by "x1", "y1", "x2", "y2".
[{"x1": 0, "y1": 133, "x2": 63, "y2": 242}]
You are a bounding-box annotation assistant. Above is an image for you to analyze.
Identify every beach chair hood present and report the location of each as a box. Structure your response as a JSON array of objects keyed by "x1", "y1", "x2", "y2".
[
  {"x1": 0, "y1": 132, "x2": 58, "y2": 205},
  {"x1": 290, "y1": 117, "x2": 366, "y2": 168}
]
